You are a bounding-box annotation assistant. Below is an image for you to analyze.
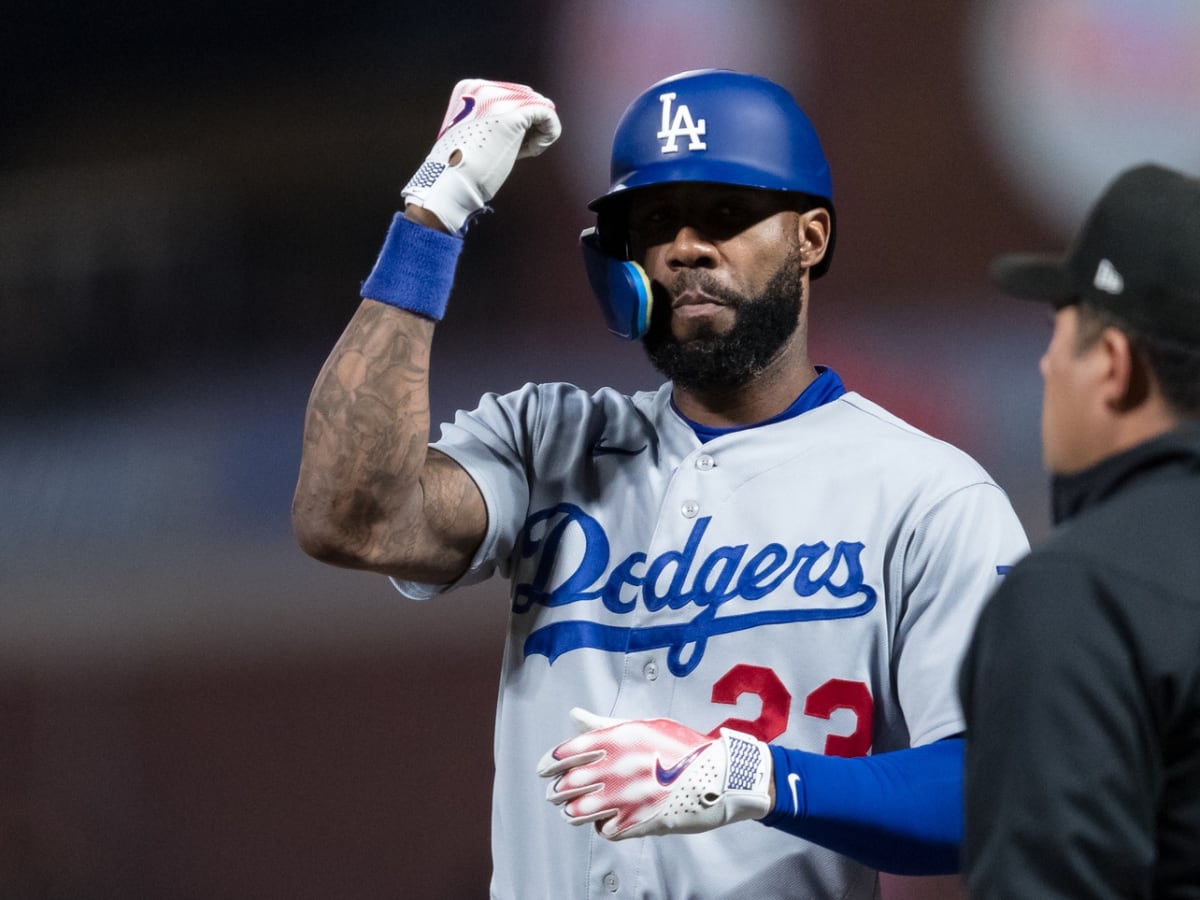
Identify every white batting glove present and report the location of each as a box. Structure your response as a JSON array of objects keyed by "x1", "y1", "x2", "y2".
[
  {"x1": 536, "y1": 708, "x2": 773, "y2": 840},
  {"x1": 402, "y1": 78, "x2": 561, "y2": 235}
]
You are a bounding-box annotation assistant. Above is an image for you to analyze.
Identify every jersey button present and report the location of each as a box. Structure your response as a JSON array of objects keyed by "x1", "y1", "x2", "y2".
[
  {"x1": 695, "y1": 454, "x2": 715, "y2": 470},
  {"x1": 603, "y1": 872, "x2": 620, "y2": 893},
  {"x1": 681, "y1": 500, "x2": 700, "y2": 518},
  {"x1": 643, "y1": 660, "x2": 659, "y2": 681}
]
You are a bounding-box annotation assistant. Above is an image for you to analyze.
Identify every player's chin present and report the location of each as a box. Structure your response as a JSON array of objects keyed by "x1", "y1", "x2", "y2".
[{"x1": 669, "y1": 310, "x2": 732, "y2": 342}]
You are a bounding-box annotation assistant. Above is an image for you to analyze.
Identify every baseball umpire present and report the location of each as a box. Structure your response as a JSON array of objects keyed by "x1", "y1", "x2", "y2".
[
  {"x1": 959, "y1": 163, "x2": 1200, "y2": 898},
  {"x1": 293, "y1": 70, "x2": 1029, "y2": 899}
]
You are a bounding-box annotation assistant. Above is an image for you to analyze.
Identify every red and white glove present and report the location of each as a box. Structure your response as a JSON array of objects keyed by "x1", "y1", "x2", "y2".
[
  {"x1": 536, "y1": 708, "x2": 773, "y2": 840},
  {"x1": 402, "y1": 78, "x2": 561, "y2": 234}
]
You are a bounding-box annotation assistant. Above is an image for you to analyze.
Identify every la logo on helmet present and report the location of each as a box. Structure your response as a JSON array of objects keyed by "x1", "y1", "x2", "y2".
[{"x1": 657, "y1": 92, "x2": 707, "y2": 153}]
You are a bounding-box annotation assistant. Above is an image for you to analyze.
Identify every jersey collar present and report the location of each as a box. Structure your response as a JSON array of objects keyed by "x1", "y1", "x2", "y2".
[{"x1": 677, "y1": 367, "x2": 846, "y2": 444}]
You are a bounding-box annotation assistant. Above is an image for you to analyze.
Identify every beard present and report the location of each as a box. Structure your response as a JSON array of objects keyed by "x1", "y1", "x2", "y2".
[{"x1": 642, "y1": 253, "x2": 804, "y2": 391}]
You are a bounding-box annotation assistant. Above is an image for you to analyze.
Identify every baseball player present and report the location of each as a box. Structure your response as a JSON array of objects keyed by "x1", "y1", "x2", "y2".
[{"x1": 293, "y1": 70, "x2": 1029, "y2": 899}]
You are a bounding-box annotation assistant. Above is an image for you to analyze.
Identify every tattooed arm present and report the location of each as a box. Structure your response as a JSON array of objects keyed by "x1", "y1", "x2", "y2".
[
  {"x1": 291, "y1": 207, "x2": 487, "y2": 584},
  {"x1": 293, "y1": 79, "x2": 560, "y2": 582}
]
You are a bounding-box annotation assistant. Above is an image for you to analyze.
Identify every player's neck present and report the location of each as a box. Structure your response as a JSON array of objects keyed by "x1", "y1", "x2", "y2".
[{"x1": 672, "y1": 357, "x2": 818, "y2": 429}]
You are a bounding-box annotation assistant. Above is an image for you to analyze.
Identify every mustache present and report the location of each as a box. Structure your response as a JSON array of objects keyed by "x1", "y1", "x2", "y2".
[{"x1": 664, "y1": 271, "x2": 744, "y2": 308}]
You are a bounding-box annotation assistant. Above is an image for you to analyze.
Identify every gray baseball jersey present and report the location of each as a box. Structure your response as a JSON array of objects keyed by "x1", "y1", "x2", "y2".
[{"x1": 395, "y1": 374, "x2": 1028, "y2": 900}]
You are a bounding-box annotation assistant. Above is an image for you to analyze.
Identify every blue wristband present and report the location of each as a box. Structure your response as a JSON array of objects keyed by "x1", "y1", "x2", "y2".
[{"x1": 360, "y1": 213, "x2": 463, "y2": 320}]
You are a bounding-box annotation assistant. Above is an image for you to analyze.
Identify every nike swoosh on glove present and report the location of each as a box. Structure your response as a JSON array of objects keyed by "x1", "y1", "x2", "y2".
[
  {"x1": 536, "y1": 707, "x2": 773, "y2": 840},
  {"x1": 402, "y1": 78, "x2": 561, "y2": 234}
]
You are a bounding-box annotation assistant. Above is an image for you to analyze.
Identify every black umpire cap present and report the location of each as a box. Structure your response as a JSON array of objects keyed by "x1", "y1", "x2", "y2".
[{"x1": 989, "y1": 163, "x2": 1200, "y2": 344}]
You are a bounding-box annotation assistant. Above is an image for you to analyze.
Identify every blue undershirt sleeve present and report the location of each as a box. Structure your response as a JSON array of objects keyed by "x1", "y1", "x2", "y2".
[{"x1": 759, "y1": 738, "x2": 964, "y2": 875}]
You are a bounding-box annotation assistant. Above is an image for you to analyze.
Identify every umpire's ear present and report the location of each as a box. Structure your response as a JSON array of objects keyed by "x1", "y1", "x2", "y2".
[
  {"x1": 798, "y1": 207, "x2": 831, "y2": 273},
  {"x1": 1099, "y1": 324, "x2": 1153, "y2": 413}
]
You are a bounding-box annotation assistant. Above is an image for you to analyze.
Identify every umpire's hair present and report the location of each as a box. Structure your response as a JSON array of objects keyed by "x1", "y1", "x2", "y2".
[{"x1": 1075, "y1": 302, "x2": 1200, "y2": 418}]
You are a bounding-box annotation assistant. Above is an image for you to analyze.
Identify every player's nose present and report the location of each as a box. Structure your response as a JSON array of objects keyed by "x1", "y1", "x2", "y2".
[{"x1": 666, "y1": 224, "x2": 717, "y2": 269}]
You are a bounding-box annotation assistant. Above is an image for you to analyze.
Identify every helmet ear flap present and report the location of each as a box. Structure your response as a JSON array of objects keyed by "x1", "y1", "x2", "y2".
[{"x1": 580, "y1": 228, "x2": 653, "y2": 340}]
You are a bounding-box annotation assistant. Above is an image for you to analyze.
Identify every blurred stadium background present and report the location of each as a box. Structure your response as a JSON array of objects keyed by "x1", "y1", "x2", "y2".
[{"x1": 3, "y1": 1, "x2": 1198, "y2": 896}]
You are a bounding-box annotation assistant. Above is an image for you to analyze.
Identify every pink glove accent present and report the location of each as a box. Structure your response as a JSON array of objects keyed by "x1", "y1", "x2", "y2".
[{"x1": 536, "y1": 708, "x2": 772, "y2": 840}]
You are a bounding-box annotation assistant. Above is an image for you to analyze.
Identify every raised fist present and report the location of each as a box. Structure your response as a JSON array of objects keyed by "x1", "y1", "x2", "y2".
[{"x1": 402, "y1": 78, "x2": 561, "y2": 234}]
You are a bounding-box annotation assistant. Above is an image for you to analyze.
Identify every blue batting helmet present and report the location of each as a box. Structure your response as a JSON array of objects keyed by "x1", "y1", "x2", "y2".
[
  {"x1": 582, "y1": 69, "x2": 836, "y2": 339},
  {"x1": 592, "y1": 69, "x2": 833, "y2": 215}
]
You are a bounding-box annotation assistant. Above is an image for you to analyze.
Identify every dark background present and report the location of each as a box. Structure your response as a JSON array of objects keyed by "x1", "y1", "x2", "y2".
[{"x1": 3, "y1": 1, "x2": 1198, "y2": 897}]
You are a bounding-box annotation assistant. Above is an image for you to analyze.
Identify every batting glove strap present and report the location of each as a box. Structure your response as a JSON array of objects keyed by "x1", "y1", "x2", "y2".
[
  {"x1": 361, "y1": 213, "x2": 463, "y2": 320},
  {"x1": 537, "y1": 710, "x2": 772, "y2": 841},
  {"x1": 402, "y1": 78, "x2": 561, "y2": 235},
  {"x1": 635, "y1": 728, "x2": 773, "y2": 837}
]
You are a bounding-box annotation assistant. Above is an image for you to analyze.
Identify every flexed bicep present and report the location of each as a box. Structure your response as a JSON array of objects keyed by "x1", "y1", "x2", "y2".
[
  {"x1": 409, "y1": 447, "x2": 488, "y2": 583},
  {"x1": 294, "y1": 76, "x2": 555, "y2": 584}
]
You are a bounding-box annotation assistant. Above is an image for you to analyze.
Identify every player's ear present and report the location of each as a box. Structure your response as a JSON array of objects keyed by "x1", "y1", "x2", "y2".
[{"x1": 798, "y1": 207, "x2": 831, "y2": 271}]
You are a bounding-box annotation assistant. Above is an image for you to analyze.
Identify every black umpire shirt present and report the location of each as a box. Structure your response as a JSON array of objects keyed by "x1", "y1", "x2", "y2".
[{"x1": 959, "y1": 424, "x2": 1200, "y2": 899}]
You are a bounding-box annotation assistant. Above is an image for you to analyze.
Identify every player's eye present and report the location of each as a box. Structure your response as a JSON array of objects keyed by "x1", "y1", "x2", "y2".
[
  {"x1": 628, "y1": 204, "x2": 667, "y2": 228},
  {"x1": 628, "y1": 206, "x2": 681, "y2": 244},
  {"x1": 692, "y1": 201, "x2": 761, "y2": 239},
  {"x1": 716, "y1": 203, "x2": 755, "y2": 227}
]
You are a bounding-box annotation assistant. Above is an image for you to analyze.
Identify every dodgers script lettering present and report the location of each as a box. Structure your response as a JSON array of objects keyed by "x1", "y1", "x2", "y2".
[{"x1": 514, "y1": 504, "x2": 877, "y2": 676}]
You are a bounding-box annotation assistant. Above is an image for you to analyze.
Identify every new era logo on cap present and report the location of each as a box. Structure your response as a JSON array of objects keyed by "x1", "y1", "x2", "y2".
[
  {"x1": 1093, "y1": 258, "x2": 1124, "y2": 295},
  {"x1": 989, "y1": 164, "x2": 1200, "y2": 343}
]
